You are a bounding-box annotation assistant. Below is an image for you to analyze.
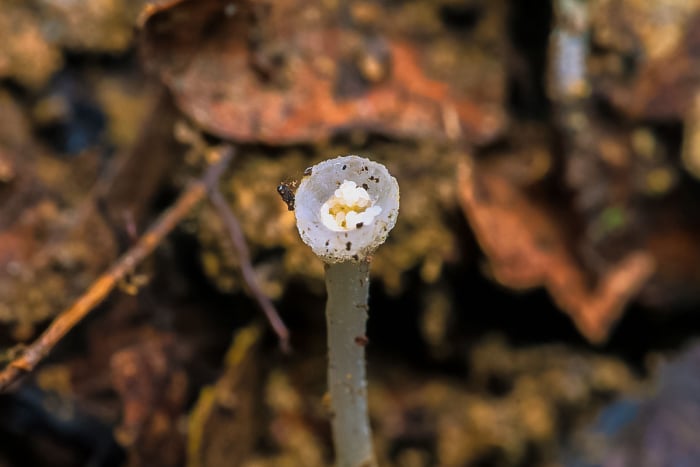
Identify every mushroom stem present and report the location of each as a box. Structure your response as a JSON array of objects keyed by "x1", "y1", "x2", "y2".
[
  {"x1": 290, "y1": 155, "x2": 398, "y2": 466},
  {"x1": 325, "y1": 260, "x2": 376, "y2": 467}
]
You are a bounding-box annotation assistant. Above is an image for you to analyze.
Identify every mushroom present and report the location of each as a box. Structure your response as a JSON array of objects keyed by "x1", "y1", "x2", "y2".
[{"x1": 293, "y1": 155, "x2": 399, "y2": 467}]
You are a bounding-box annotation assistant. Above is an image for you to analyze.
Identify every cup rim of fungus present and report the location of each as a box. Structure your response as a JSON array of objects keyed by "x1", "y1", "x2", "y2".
[{"x1": 294, "y1": 155, "x2": 399, "y2": 263}]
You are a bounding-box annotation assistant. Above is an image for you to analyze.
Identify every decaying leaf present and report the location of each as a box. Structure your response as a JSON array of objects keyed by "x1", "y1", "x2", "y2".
[
  {"x1": 139, "y1": 0, "x2": 506, "y2": 144},
  {"x1": 457, "y1": 160, "x2": 655, "y2": 343}
]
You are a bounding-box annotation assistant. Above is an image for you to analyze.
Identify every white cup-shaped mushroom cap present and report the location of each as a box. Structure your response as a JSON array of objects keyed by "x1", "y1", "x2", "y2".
[{"x1": 295, "y1": 155, "x2": 400, "y2": 263}]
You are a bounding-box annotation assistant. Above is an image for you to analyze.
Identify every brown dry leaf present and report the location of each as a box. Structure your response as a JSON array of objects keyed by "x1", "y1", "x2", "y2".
[
  {"x1": 457, "y1": 160, "x2": 655, "y2": 343},
  {"x1": 139, "y1": 0, "x2": 505, "y2": 144}
]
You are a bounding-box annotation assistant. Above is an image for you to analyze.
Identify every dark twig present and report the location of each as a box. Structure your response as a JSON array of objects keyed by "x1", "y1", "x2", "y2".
[
  {"x1": 209, "y1": 189, "x2": 291, "y2": 353},
  {"x1": 0, "y1": 147, "x2": 234, "y2": 391}
]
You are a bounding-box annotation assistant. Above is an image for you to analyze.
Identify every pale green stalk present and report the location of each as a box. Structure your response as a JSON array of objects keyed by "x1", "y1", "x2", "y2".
[{"x1": 325, "y1": 260, "x2": 376, "y2": 467}]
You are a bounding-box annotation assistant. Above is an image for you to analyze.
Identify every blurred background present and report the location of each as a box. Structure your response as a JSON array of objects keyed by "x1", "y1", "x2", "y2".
[{"x1": 1, "y1": 0, "x2": 700, "y2": 466}]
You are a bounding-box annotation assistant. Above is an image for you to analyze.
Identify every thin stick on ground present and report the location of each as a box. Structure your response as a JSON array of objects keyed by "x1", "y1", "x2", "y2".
[
  {"x1": 209, "y1": 189, "x2": 291, "y2": 352},
  {"x1": 0, "y1": 147, "x2": 234, "y2": 391}
]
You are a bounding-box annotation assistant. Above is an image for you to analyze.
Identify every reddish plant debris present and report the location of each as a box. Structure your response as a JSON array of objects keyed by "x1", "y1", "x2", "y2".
[
  {"x1": 548, "y1": 1, "x2": 696, "y2": 313},
  {"x1": 111, "y1": 333, "x2": 187, "y2": 467},
  {"x1": 457, "y1": 160, "x2": 655, "y2": 343},
  {"x1": 138, "y1": 0, "x2": 505, "y2": 144},
  {"x1": 0, "y1": 95, "x2": 178, "y2": 326}
]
